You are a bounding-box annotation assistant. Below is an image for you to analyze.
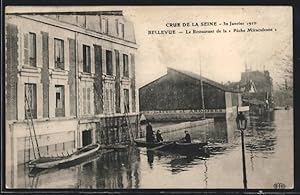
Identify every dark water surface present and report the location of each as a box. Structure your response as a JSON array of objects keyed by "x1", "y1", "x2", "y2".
[{"x1": 17, "y1": 110, "x2": 293, "y2": 189}]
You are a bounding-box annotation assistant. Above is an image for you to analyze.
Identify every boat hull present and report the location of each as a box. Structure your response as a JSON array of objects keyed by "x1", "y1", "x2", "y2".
[
  {"x1": 134, "y1": 140, "x2": 168, "y2": 148},
  {"x1": 29, "y1": 143, "x2": 100, "y2": 169}
]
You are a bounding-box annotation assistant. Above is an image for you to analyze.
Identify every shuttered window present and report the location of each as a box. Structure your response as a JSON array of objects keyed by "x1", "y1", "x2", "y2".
[
  {"x1": 83, "y1": 88, "x2": 86, "y2": 114},
  {"x1": 87, "y1": 88, "x2": 91, "y2": 114}
]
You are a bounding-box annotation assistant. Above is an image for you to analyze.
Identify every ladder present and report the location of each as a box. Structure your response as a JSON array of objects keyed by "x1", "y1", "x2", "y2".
[
  {"x1": 24, "y1": 89, "x2": 41, "y2": 159},
  {"x1": 123, "y1": 101, "x2": 135, "y2": 142},
  {"x1": 93, "y1": 80, "x2": 135, "y2": 143}
]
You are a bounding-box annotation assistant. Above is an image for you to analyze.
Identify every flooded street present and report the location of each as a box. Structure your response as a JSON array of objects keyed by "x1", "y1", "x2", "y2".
[{"x1": 17, "y1": 109, "x2": 293, "y2": 189}]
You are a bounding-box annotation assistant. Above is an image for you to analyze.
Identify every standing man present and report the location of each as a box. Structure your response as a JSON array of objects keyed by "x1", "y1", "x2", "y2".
[{"x1": 146, "y1": 121, "x2": 154, "y2": 143}]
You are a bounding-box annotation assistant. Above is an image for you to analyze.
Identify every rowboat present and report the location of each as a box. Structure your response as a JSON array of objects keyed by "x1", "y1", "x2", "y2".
[
  {"x1": 159, "y1": 142, "x2": 208, "y2": 153},
  {"x1": 174, "y1": 142, "x2": 208, "y2": 151},
  {"x1": 135, "y1": 139, "x2": 207, "y2": 154},
  {"x1": 28, "y1": 143, "x2": 100, "y2": 169},
  {"x1": 134, "y1": 140, "x2": 172, "y2": 148}
]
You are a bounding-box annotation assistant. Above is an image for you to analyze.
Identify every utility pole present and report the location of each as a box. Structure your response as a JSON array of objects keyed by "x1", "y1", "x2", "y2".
[{"x1": 200, "y1": 55, "x2": 205, "y2": 119}]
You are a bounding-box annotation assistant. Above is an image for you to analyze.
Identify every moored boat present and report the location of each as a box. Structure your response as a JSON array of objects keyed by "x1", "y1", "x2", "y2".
[
  {"x1": 28, "y1": 143, "x2": 100, "y2": 169},
  {"x1": 174, "y1": 142, "x2": 208, "y2": 151},
  {"x1": 134, "y1": 140, "x2": 171, "y2": 148}
]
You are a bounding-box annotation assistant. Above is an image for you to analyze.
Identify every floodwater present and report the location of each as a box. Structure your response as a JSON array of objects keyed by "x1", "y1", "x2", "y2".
[{"x1": 17, "y1": 109, "x2": 293, "y2": 189}]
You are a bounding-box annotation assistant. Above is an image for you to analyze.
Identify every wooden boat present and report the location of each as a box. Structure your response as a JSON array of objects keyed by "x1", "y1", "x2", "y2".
[
  {"x1": 28, "y1": 143, "x2": 100, "y2": 169},
  {"x1": 134, "y1": 140, "x2": 172, "y2": 148},
  {"x1": 159, "y1": 142, "x2": 208, "y2": 152},
  {"x1": 174, "y1": 142, "x2": 208, "y2": 151}
]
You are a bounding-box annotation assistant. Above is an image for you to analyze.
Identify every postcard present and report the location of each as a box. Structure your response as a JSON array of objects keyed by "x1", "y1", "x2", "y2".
[{"x1": 4, "y1": 6, "x2": 293, "y2": 189}]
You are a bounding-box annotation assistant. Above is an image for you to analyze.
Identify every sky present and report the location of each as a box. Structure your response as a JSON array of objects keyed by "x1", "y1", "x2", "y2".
[{"x1": 6, "y1": 6, "x2": 293, "y2": 89}]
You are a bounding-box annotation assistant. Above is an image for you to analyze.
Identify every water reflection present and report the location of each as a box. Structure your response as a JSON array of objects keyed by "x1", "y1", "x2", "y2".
[
  {"x1": 146, "y1": 150, "x2": 154, "y2": 169},
  {"x1": 17, "y1": 110, "x2": 293, "y2": 189}
]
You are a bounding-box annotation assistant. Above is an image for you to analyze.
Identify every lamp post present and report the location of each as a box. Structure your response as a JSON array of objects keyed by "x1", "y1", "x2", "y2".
[{"x1": 236, "y1": 111, "x2": 248, "y2": 189}]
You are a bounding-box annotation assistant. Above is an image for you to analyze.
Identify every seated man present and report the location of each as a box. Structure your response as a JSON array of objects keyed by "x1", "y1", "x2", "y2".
[
  {"x1": 156, "y1": 130, "x2": 163, "y2": 142},
  {"x1": 183, "y1": 130, "x2": 191, "y2": 143}
]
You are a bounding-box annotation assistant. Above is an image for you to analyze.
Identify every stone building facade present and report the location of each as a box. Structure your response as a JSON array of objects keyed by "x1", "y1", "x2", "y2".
[{"x1": 5, "y1": 11, "x2": 139, "y2": 187}]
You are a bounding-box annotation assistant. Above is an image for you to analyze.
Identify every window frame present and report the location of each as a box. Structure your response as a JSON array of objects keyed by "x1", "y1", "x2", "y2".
[
  {"x1": 54, "y1": 38, "x2": 65, "y2": 70},
  {"x1": 24, "y1": 32, "x2": 37, "y2": 67},
  {"x1": 123, "y1": 54, "x2": 129, "y2": 78},
  {"x1": 83, "y1": 45, "x2": 91, "y2": 73},
  {"x1": 123, "y1": 89, "x2": 130, "y2": 113},
  {"x1": 101, "y1": 17, "x2": 108, "y2": 34},
  {"x1": 55, "y1": 85, "x2": 65, "y2": 117},
  {"x1": 24, "y1": 83, "x2": 37, "y2": 119},
  {"x1": 106, "y1": 50, "x2": 113, "y2": 76}
]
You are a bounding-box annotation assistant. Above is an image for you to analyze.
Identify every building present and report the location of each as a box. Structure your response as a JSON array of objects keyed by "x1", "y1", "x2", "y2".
[
  {"x1": 5, "y1": 11, "x2": 139, "y2": 187},
  {"x1": 139, "y1": 68, "x2": 243, "y2": 122},
  {"x1": 239, "y1": 70, "x2": 274, "y2": 115}
]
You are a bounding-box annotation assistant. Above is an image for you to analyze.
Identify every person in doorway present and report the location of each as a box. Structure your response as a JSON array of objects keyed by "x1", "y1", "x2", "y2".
[
  {"x1": 156, "y1": 130, "x2": 163, "y2": 142},
  {"x1": 183, "y1": 130, "x2": 191, "y2": 143},
  {"x1": 146, "y1": 121, "x2": 154, "y2": 143}
]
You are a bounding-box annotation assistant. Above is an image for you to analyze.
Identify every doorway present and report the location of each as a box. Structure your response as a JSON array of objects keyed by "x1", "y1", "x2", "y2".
[{"x1": 82, "y1": 129, "x2": 92, "y2": 147}]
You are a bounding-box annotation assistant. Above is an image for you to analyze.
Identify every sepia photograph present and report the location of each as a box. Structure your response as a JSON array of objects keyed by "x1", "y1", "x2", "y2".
[{"x1": 4, "y1": 6, "x2": 293, "y2": 189}]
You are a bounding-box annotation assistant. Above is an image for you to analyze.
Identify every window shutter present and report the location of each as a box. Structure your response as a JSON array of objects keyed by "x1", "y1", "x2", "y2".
[
  {"x1": 87, "y1": 88, "x2": 91, "y2": 114},
  {"x1": 83, "y1": 88, "x2": 86, "y2": 114},
  {"x1": 24, "y1": 33, "x2": 29, "y2": 65}
]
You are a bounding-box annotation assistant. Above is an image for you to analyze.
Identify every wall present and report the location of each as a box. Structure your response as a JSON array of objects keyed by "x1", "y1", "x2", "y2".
[
  {"x1": 5, "y1": 22, "x2": 18, "y2": 120},
  {"x1": 142, "y1": 109, "x2": 226, "y2": 122}
]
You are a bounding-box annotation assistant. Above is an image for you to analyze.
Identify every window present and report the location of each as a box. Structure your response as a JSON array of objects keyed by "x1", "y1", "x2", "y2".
[
  {"x1": 115, "y1": 50, "x2": 120, "y2": 76},
  {"x1": 104, "y1": 88, "x2": 115, "y2": 114},
  {"x1": 110, "y1": 89, "x2": 115, "y2": 113},
  {"x1": 106, "y1": 50, "x2": 113, "y2": 75},
  {"x1": 101, "y1": 18, "x2": 108, "y2": 34},
  {"x1": 120, "y1": 23, "x2": 125, "y2": 38},
  {"x1": 55, "y1": 85, "x2": 65, "y2": 117},
  {"x1": 116, "y1": 20, "x2": 125, "y2": 38},
  {"x1": 25, "y1": 84, "x2": 37, "y2": 119},
  {"x1": 54, "y1": 39, "x2": 64, "y2": 69},
  {"x1": 123, "y1": 54, "x2": 129, "y2": 77},
  {"x1": 104, "y1": 88, "x2": 109, "y2": 113},
  {"x1": 83, "y1": 45, "x2": 91, "y2": 73},
  {"x1": 124, "y1": 89, "x2": 129, "y2": 113},
  {"x1": 82, "y1": 88, "x2": 92, "y2": 115},
  {"x1": 115, "y1": 19, "x2": 119, "y2": 36},
  {"x1": 24, "y1": 32, "x2": 36, "y2": 67}
]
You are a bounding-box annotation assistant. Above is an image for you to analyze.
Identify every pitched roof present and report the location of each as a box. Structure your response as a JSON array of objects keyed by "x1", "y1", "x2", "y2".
[{"x1": 167, "y1": 67, "x2": 238, "y2": 92}]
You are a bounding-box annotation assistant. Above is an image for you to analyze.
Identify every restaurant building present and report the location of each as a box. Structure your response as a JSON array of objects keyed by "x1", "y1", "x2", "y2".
[
  {"x1": 139, "y1": 68, "x2": 244, "y2": 122},
  {"x1": 5, "y1": 11, "x2": 139, "y2": 187}
]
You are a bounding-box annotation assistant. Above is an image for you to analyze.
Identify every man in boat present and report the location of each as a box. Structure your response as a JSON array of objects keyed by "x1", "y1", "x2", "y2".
[
  {"x1": 183, "y1": 130, "x2": 192, "y2": 143},
  {"x1": 156, "y1": 130, "x2": 163, "y2": 142},
  {"x1": 146, "y1": 121, "x2": 155, "y2": 143}
]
